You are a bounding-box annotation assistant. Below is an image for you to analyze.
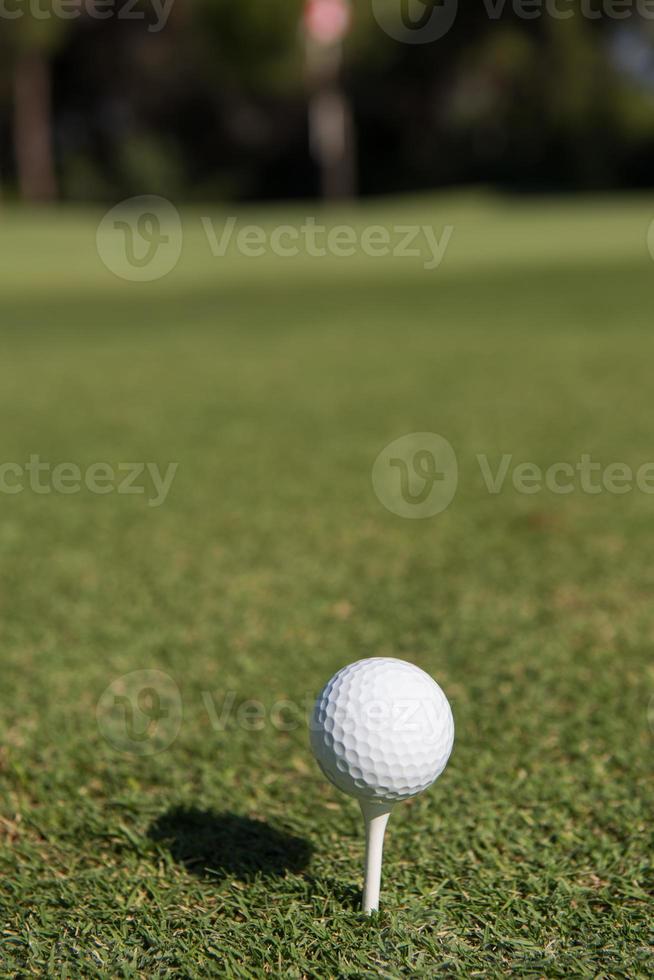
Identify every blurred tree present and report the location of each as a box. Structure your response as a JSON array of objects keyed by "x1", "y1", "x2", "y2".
[
  {"x1": 0, "y1": 11, "x2": 72, "y2": 201},
  {"x1": 14, "y1": 46, "x2": 57, "y2": 200},
  {"x1": 2, "y1": 0, "x2": 654, "y2": 201}
]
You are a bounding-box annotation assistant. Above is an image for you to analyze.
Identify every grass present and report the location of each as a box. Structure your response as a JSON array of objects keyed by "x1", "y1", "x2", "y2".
[{"x1": 0, "y1": 192, "x2": 653, "y2": 977}]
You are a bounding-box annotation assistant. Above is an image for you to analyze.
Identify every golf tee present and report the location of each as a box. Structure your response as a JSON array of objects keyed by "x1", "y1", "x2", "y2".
[{"x1": 359, "y1": 800, "x2": 394, "y2": 915}]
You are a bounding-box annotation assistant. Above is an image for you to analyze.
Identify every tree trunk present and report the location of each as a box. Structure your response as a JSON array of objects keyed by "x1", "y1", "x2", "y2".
[{"x1": 13, "y1": 48, "x2": 57, "y2": 202}]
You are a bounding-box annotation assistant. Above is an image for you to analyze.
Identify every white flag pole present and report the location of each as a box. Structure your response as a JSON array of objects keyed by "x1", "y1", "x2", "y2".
[{"x1": 303, "y1": 0, "x2": 357, "y2": 199}]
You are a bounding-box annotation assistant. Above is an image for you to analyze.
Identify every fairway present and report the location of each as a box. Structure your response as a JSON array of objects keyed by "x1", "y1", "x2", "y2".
[{"x1": 0, "y1": 195, "x2": 652, "y2": 976}]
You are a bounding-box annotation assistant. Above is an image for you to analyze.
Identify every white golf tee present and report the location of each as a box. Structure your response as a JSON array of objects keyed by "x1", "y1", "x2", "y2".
[{"x1": 360, "y1": 800, "x2": 394, "y2": 914}]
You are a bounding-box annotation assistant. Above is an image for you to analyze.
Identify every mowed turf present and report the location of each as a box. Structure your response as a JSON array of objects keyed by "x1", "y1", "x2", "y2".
[{"x1": 0, "y1": 194, "x2": 652, "y2": 977}]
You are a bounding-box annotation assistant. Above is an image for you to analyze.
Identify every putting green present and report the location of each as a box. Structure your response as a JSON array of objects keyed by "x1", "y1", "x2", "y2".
[{"x1": 0, "y1": 194, "x2": 652, "y2": 976}]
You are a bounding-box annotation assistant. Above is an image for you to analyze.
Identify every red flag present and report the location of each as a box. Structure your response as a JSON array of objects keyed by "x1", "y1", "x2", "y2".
[{"x1": 304, "y1": 0, "x2": 352, "y2": 45}]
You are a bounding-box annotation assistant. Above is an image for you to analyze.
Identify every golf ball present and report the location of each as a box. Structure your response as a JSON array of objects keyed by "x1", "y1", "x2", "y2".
[{"x1": 310, "y1": 658, "x2": 454, "y2": 804}]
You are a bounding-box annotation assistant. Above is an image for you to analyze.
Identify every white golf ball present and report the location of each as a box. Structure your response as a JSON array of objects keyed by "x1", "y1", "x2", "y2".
[{"x1": 310, "y1": 658, "x2": 454, "y2": 804}]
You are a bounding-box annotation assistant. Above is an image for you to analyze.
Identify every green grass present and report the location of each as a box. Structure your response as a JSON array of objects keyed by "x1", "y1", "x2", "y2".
[{"x1": 0, "y1": 193, "x2": 653, "y2": 977}]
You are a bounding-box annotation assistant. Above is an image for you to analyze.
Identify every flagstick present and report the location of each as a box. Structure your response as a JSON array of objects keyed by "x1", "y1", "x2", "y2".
[
  {"x1": 304, "y1": 27, "x2": 356, "y2": 199},
  {"x1": 359, "y1": 800, "x2": 394, "y2": 914}
]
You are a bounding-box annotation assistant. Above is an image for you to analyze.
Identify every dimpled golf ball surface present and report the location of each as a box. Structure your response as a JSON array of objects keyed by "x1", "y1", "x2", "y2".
[{"x1": 311, "y1": 658, "x2": 454, "y2": 803}]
